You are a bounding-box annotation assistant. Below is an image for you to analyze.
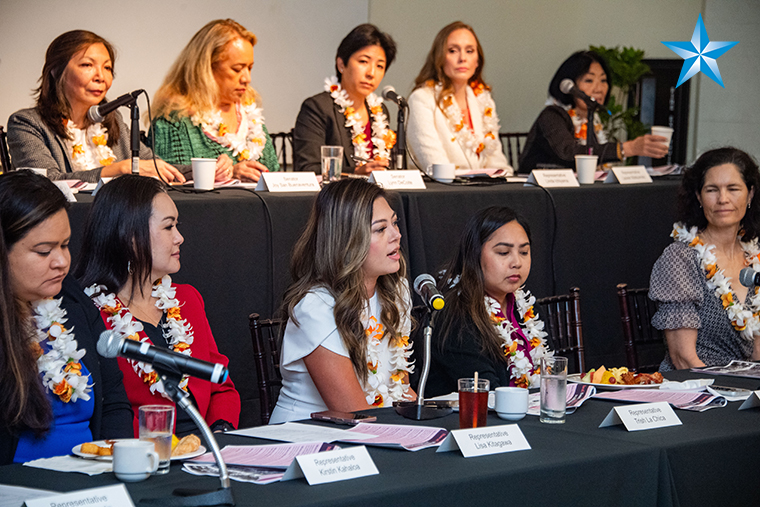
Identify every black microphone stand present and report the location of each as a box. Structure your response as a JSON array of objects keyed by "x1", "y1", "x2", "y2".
[
  {"x1": 130, "y1": 103, "x2": 141, "y2": 175},
  {"x1": 394, "y1": 308, "x2": 454, "y2": 420},
  {"x1": 585, "y1": 98, "x2": 602, "y2": 155},
  {"x1": 395, "y1": 104, "x2": 407, "y2": 170}
]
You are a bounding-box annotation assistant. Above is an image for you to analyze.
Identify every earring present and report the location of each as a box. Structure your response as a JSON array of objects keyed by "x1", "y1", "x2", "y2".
[
  {"x1": 127, "y1": 261, "x2": 133, "y2": 274},
  {"x1": 749, "y1": 202, "x2": 752, "y2": 209}
]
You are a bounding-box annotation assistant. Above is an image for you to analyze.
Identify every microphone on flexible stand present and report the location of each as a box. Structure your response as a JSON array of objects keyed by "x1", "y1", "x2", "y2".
[
  {"x1": 381, "y1": 85, "x2": 408, "y2": 170},
  {"x1": 559, "y1": 79, "x2": 605, "y2": 152},
  {"x1": 88, "y1": 90, "x2": 144, "y2": 174},
  {"x1": 414, "y1": 273, "x2": 445, "y2": 311}
]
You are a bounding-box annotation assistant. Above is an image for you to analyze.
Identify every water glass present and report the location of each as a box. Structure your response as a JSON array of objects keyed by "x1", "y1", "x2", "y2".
[
  {"x1": 458, "y1": 378, "x2": 490, "y2": 428},
  {"x1": 321, "y1": 146, "x2": 343, "y2": 183},
  {"x1": 139, "y1": 405, "x2": 175, "y2": 474},
  {"x1": 540, "y1": 356, "x2": 567, "y2": 424}
]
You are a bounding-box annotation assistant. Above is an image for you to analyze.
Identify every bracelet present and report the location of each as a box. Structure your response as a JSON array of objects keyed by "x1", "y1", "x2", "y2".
[{"x1": 617, "y1": 142, "x2": 626, "y2": 160}]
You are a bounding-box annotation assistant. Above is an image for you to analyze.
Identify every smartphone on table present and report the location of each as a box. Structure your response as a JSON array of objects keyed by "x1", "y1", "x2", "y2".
[{"x1": 310, "y1": 410, "x2": 377, "y2": 425}]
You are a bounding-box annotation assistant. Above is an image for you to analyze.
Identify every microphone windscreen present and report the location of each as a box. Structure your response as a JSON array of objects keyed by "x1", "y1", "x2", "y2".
[
  {"x1": 559, "y1": 79, "x2": 575, "y2": 94},
  {"x1": 739, "y1": 267, "x2": 756, "y2": 288},
  {"x1": 87, "y1": 105, "x2": 104, "y2": 124},
  {"x1": 413, "y1": 273, "x2": 436, "y2": 296},
  {"x1": 96, "y1": 330, "x2": 120, "y2": 358},
  {"x1": 381, "y1": 85, "x2": 396, "y2": 100}
]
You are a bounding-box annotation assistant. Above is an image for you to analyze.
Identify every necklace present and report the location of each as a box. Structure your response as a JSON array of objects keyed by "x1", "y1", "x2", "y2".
[
  {"x1": 566, "y1": 108, "x2": 608, "y2": 145},
  {"x1": 672, "y1": 222, "x2": 760, "y2": 340},
  {"x1": 192, "y1": 101, "x2": 267, "y2": 162},
  {"x1": 324, "y1": 76, "x2": 396, "y2": 162},
  {"x1": 363, "y1": 302, "x2": 413, "y2": 407},
  {"x1": 86, "y1": 275, "x2": 194, "y2": 395},
  {"x1": 64, "y1": 120, "x2": 116, "y2": 171},
  {"x1": 486, "y1": 288, "x2": 551, "y2": 388},
  {"x1": 31, "y1": 298, "x2": 92, "y2": 403}
]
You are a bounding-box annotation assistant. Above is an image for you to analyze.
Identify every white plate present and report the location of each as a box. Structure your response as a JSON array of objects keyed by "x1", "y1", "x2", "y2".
[
  {"x1": 567, "y1": 373, "x2": 668, "y2": 390},
  {"x1": 72, "y1": 439, "x2": 206, "y2": 461}
]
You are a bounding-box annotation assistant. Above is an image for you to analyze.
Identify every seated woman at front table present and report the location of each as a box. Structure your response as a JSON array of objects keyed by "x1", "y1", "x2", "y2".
[
  {"x1": 152, "y1": 19, "x2": 279, "y2": 183},
  {"x1": 0, "y1": 170, "x2": 132, "y2": 465},
  {"x1": 650, "y1": 147, "x2": 760, "y2": 371},
  {"x1": 6, "y1": 30, "x2": 184, "y2": 183},
  {"x1": 407, "y1": 22, "x2": 511, "y2": 173},
  {"x1": 270, "y1": 179, "x2": 415, "y2": 423},
  {"x1": 73, "y1": 175, "x2": 240, "y2": 435},
  {"x1": 518, "y1": 50, "x2": 668, "y2": 173},
  {"x1": 426, "y1": 206, "x2": 552, "y2": 397},
  {"x1": 293, "y1": 24, "x2": 397, "y2": 175}
]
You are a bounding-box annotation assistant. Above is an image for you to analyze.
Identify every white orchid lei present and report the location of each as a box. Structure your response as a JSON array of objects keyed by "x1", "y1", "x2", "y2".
[
  {"x1": 324, "y1": 76, "x2": 397, "y2": 162},
  {"x1": 192, "y1": 101, "x2": 267, "y2": 162},
  {"x1": 431, "y1": 80, "x2": 501, "y2": 159},
  {"x1": 31, "y1": 298, "x2": 92, "y2": 403},
  {"x1": 85, "y1": 275, "x2": 194, "y2": 395},
  {"x1": 363, "y1": 304, "x2": 414, "y2": 407},
  {"x1": 64, "y1": 120, "x2": 116, "y2": 171},
  {"x1": 486, "y1": 288, "x2": 552, "y2": 388},
  {"x1": 671, "y1": 222, "x2": 760, "y2": 340}
]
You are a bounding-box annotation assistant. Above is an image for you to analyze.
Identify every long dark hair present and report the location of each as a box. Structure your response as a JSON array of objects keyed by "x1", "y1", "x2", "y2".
[
  {"x1": 35, "y1": 30, "x2": 120, "y2": 144},
  {"x1": 0, "y1": 170, "x2": 70, "y2": 435},
  {"x1": 74, "y1": 175, "x2": 167, "y2": 300},
  {"x1": 335, "y1": 24, "x2": 397, "y2": 81},
  {"x1": 436, "y1": 206, "x2": 532, "y2": 361},
  {"x1": 548, "y1": 50, "x2": 612, "y2": 107}
]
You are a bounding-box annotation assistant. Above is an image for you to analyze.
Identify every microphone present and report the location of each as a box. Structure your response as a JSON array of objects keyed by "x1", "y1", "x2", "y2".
[
  {"x1": 97, "y1": 330, "x2": 229, "y2": 384},
  {"x1": 414, "y1": 273, "x2": 444, "y2": 311},
  {"x1": 559, "y1": 79, "x2": 599, "y2": 108},
  {"x1": 382, "y1": 86, "x2": 407, "y2": 107},
  {"x1": 739, "y1": 267, "x2": 760, "y2": 288},
  {"x1": 87, "y1": 89, "x2": 143, "y2": 123}
]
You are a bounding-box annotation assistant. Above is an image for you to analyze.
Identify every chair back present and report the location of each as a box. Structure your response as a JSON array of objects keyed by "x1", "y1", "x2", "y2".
[
  {"x1": 498, "y1": 132, "x2": 528, "y2": 171},
  {"x1": 269, "y1": 129, "x2": 294, "y2": 171},
  {"x1": 616, "y1": 283, "x2": 664, "y2": 372},
  {"x1": 535, "y1": 287, "x2": 585, "y2": 374},
  {"x1": 248, "y1": 313, "x2": 285, "y2": 425},
  {"x1": 1, "y1": 126, "x2": 12, "y2": 172}
]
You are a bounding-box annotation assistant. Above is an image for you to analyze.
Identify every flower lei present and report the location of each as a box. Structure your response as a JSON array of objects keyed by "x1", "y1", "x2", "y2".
[
  {"x1": 363, "y1": 307, "x2": 414, "y2": 407},
  {"x1": 486, "y1": 289, "x2": 552, "y2": 388},
  {"x1": 671, "y1": 222, "x2": 760, "y2": 340},
  {"x1": 431, "y1": 80, "x2": 501, "y2": 158},
  {"x1": 85, "y1": 275, "x2": 194, "y2": 395},
  {"x1": 31, "y1": 298, "x2": 92, "y2": 403},
  {"x1": 64, "y1": 120, "x2": 116, "y2": 171},
  {"x1": 324, "y1": 76, "x2": 397, "y2": 162},
  {"x1": 191, "y1": 101, "x2": 267, "y2": 162},
  {"x1": 566, "y1": 108, "x2": 608, "y2": 145}
]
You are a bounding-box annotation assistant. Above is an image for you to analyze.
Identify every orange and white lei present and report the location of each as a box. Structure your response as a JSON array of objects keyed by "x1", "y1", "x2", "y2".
[
  {"x1": 567, "y1": 108, "x2": 608, "y2": 145},
  {"x1": 191, "y1": 101, "x2": 267, "y2": 162},
  {"x1": 64, "y1": 120, "x2": 116, "y2": 171},
  {"x1": 486, "y1": 288, "x2": 551, "y2": 388},
  {"x1": 31, "y1": 298, "x2": 92, "y2": 403},
  {"x1": 85, "y1": 275, "x2": 194, "y2": 396},
  {"x1": 324, "y1": 76, "x2": 396, "y2": 162},
  {"x1": 434, "y1": 80, "x2": 501, "y2": 158},
  {"x1": 672, "y1": 222, "x2": 760, "y2": 340}
]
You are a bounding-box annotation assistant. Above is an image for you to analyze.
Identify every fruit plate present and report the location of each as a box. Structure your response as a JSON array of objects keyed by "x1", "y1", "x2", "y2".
[
  {"x1": 567, "y1": 373, "x2": 669, "y2": 390},
  {"x1": 72, "y1": 439, "x2": 206, "y2": 461}
]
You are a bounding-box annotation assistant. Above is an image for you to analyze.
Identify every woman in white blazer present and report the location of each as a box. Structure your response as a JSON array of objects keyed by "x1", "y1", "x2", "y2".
[{"x1": 407, "y1": 22, "x2": 511, "y2": 174}]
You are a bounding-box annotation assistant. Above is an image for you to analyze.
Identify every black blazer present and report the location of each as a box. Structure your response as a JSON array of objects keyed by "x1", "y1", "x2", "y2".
[
  {"x1": 293, "y1": 91, "x2": 391, "y2": 174},
  {"x1": 0, "y1": 276, "x2": 133, "y2": 465}
]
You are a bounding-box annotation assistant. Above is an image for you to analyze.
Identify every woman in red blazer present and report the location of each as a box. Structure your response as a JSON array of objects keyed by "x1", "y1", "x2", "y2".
[{"x1": 74, "y1": 175, "x2": 240, "y2": 435}]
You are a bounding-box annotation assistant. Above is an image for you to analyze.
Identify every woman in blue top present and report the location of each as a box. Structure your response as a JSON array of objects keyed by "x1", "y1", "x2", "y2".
[{"x1": 0, "y1": 170, "x2": 132, "y2": 464}]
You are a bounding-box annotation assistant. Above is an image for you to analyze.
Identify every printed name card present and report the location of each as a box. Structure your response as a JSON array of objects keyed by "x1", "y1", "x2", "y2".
[
  {"x1": 281, "y1": 445, "x2": 378, "y2": 485},
  {"x1": 26, "y1": 484, "x2": 134, "y2": 507},
  {"x1": 738, "y1": 391, "x2": 760, "y2": 410},
  {"x1": 599, "y1": 401, "x2": 682, "y2": 431},
  {"x1": 436, "y1": 424, "x2": 531, "y2": 458},
  {"x1": 369, "y1": 170, "x2": 426, "y2": 189},
  {"x1": 92, "y1": 177, "x2": 114, "y2": 196},
  {"x1": 525, "y1": 169, "x2": 579, "y2": 188},
  {"x1": 603, "y1": 165, "x2": 653, "y2": 184},
  {"x1": 255, "y1": 172, "x2": 320, "y2": 192}
]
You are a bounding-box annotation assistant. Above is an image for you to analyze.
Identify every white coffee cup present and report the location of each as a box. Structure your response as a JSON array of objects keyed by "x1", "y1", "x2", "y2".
[
  {"x1": 494, "y1": 386, "x2": 529, "y2": 421},
  {"x1": 191, "y1": 158, "x2": 216, "y2": 190},
  {"x1": 650, "y1": 126, "x2": 674, "y2": 149},
  {"x1": 431, "y1": 163, "x2": 455, "y2": 183},
  {"x1": 113, "y1": 439, "x2": 159, "y2": 482},
  {"x1": 574, "y1": 155, "x2": 598, "y2": 185}
]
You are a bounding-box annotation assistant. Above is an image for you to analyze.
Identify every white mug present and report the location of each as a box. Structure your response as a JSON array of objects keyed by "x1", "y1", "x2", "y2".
[
  {"x1": 494, "y1": 386, "x2": 529, "y2": 421},
  {"x1": 431, "y1": 163, "x2": 455, "y2": 183},
  {"x1": 113, "y1": 439, "x2": 159, "y2": 482}
]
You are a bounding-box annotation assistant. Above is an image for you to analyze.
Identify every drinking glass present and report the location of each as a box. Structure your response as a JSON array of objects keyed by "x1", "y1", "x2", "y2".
[
  {"x1": 138, "y1": 405, "x2": 175, "y2": 474},
  {"x1": 458, "y1": 378, "x2": 490, "y2": 428},
  {"x1": 321, "y1": 146, "x2": 343, "y2": 183},
  {"x1": 540, "y1": 356, "x2": 567, "y2": 424}
]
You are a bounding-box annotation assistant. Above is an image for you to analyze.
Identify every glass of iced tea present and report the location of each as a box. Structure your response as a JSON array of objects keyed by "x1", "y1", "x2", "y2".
[
  {"x1": 458, "y1": 378, "x2": 490, "y2": 429},
  {"x1": 138, "y1": 405, "x2": 175, "y2": 474}
]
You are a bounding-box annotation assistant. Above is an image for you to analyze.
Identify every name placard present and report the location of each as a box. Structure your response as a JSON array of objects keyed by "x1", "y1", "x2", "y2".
[
  {"x1": 525, "y1": 169, "x2": 579, "y2": 188},
  {"x1": 26, "y1": 484, "x2": 134, "y2": 507},
  {"x1": 369, "y1": 170, "x2": 426, "y2": 189},
  {"x1": 599, "y1": 401, "x2": 682, "y2": 431},
  {"x1": 603, "y1": 166, "x2": 653, "y2": 184},
  {"x1": 255, "y1": 172, "x2": 320, "y2": 192},
  {"x1": 738, "y1": 391, "x2": 760, "y2": 410},
  {"x1": 436, "y1": 424, "x2": 530, "y2": 458},
  {"x1": 281, "y1": 445, "x2": 378, "y2": 485},
  {"x1": 92, "y1": 177, "x2": 114, "y2": 196}
]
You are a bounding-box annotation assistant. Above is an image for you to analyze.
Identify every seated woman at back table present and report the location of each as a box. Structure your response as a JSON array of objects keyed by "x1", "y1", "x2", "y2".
[
  {"x1": 7, "y1": 30, "x2": 184, "y2": 183},
  {"x1": 0, "y1": 170, "x2": 132, "y2": 465},
  {"x1": 293, "y1": 24, "x2": 397, "y2": 175},
  {"x1": 651, "y1": 147, "x2": 760, "y2": 371},
  {"x1": 407, "y1": 21, "x2": 511, "y2": 173},
  {"x1": 518, "y1": 50, "x2": 668, "y2": 173},
  {"x1": 74, "y1": 175, "x2": 240, "y2": 435},
  {"x1": 426, "y1": 206, "x2": 552, "y2": 397},
  {"x1": 270, "y1": 179, "x2": 415, "y2": 423},
  {"x1": 152, "y1": 19, "x2": 279, "y2": 183}
]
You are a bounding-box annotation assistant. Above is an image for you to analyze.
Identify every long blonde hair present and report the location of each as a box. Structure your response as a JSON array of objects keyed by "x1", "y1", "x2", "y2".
[
  {"x1": 284, "y1": 179, "x2": 410, "y2": 383},
  {"x1": 153, "y1": 19, "x2": 259, "y2": 118}
]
